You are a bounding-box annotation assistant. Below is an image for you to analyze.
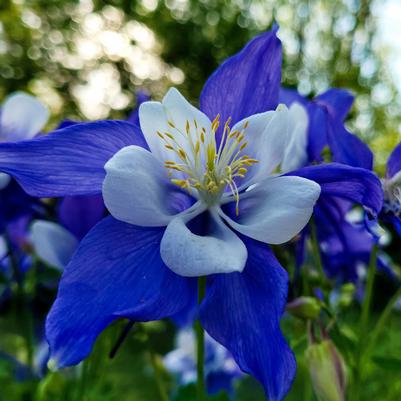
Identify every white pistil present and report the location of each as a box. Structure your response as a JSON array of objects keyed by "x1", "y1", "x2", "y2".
[{"x1": 159, "y1": 116, "x2": 258, "y2": 214}]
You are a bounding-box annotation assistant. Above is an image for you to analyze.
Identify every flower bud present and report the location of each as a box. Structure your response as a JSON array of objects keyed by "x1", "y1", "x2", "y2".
[
  {"x1": 305, "y1": 340, "x2": 346, "y2": 401},
  {"x1": 286, "y1": 296, "x2": 322, "y2": 320},
  {"x1": 330, "y1": 283, "x2": 355, "y2": 310}
]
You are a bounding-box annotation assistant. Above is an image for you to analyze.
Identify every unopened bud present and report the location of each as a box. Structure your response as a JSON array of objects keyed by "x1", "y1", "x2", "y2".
[
  {"x1": 305, "y1": 340, "x2": 346, "y2": 401},
  {"x1": 330, "y1": 283, "x2": 355, "y2": 310},
  {"x1": 286, "y1": 296, "x2": 322, "y2": 320}
]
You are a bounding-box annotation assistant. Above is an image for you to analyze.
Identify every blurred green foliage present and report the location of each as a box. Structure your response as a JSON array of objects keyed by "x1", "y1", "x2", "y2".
[{"x1": 1, "y1": 0, "x2": 400, "y2": 170}]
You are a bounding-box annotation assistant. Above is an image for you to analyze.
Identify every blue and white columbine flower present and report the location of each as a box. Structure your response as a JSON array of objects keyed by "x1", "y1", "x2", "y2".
[
  {"x1": 101, "y1": 88, "x2": 321, "y2": 277},
  {"x1": 0, "y1": 92, "x2": 49, "y2": 299},
  {"x1": 0, "y1": 27, "x2": 383, "y2": 401}
]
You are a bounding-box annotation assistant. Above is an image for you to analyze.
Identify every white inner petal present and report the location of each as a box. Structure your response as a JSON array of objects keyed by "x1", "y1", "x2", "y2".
[
  {"x1": 31, "y1": 220, "x2": 78, "y2": 270},
  {"x1": 160, "y1": 207, "x2": 247, "y2": 277},
  {"x1": 103, "y1": 145, "x2": 188, "y2": 227},
  {"x1": 220, "y1": 176, "x2": 321, "y2": 244},
  {"x1": 281, "y1": 102, "x2": 309, "y2": 173}
]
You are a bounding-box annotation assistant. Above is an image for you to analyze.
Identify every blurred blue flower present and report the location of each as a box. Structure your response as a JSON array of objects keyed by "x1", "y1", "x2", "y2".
[
  {"x1": 381, "y1": 142, "x2": 401, "y2": 235},
  {"x1": 280, "y1": 88, "x2": 383, "y2": 282},
  {"x1": 31, "y1": 195, "x2": 105, "y2": 270},
  {"x1": 0, "y1": 27, "x2": 382, "y2": 401},
  {"x1": 164, "y1": 328, "x2": 241, "y2": 396}
]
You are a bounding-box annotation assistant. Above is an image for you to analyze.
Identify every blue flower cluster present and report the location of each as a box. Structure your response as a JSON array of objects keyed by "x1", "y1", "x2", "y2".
[{"x1": 0, "y1": 25, "x2": 399, "y2": 401}]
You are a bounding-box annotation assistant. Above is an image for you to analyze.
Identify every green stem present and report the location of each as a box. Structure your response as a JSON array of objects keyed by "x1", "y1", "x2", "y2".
[
  {"x1": 149, "y1": 350, "x2": 169, "y2": 401},
  {"x1": 6, "y1": 234, "x2": 35, "y2": 371},
  {"x1": 310, "y1": 219, "x2": 325, "y2": 282},
  {"x1": 77, "y1": 358, "x2": 90, "y2": 401},
  {"x1": 352, "y1": 244, "x2": 378, "y2": 401},
  {"x1": 365, "y1": 283, "x2": 401, "y2": 358},
  {"x1": 196, "y1": 277, "x2": 207, "y2": 401}
]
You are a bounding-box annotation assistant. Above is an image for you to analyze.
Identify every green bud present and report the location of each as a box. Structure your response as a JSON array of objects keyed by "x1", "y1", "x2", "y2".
[
  {"x1": 338, "y1": 283, "x2": 355, "y2": 309},
  {"x1": 286, "y1": 296, "x2": 322, "y2": 320},
  {"x1": 305, "y1": 340, "x2": 346, "y2": 401}
]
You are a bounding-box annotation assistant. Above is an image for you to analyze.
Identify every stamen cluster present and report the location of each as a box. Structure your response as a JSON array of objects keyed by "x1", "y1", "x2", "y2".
[
  {"x1": 383, "y1": 176, "x2": 401, "y2": 215},
  {"x1": 156, "y1": 115, "x2": 258, "y2": 213}
]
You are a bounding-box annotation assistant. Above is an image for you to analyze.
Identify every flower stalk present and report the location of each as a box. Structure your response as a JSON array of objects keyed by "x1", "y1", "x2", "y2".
[
  {"x1": 196, "y1": 276, "x2": 207, "y2": 401},
  {"x1": 352, "y1": 244, "x2": 378, "y2": 401}
]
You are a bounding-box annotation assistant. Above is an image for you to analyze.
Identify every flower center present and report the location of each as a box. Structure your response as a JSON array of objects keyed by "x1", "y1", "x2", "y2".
[
  {"x1": 383, "y1": 173, "x2": 401, "y2": 215},
  {"x1": 157, "y1": 115, "x2": 258, "y2": 213}
]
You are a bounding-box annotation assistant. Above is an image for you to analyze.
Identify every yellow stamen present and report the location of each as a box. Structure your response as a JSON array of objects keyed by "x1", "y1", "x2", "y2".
[{"x1": 160, "y1": 113, "x2": 257, "y2": 213}]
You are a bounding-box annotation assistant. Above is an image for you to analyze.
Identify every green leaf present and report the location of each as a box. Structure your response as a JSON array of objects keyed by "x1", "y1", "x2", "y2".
[
  {"x1": 171, "y1": 384, "x2": 196, "y2": 401},
  {"x1": 372, "y1": 355, "x2": 401, "y2": 371},
  {"x1": 172, "y1": 384, "x2": 230, "y2": 401}
]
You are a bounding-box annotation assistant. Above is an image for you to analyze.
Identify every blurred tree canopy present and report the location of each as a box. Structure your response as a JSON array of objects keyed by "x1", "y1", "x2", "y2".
[{"x1": 0, "y1": 0, "x2": 400, "y2": 170}]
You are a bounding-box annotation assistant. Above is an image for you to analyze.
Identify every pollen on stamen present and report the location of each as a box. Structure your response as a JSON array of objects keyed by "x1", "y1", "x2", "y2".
[{"x1": 159, "y1": 113, "x2": 258, "y2": 213}]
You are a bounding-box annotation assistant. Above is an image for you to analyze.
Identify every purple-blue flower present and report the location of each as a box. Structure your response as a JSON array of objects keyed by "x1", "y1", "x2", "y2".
[
  {"x1": 381, "y1": 142, "x2": 401, "y2": 235},
  {"x1": 0, "y1": 92, "x2": 49, "y2": 298},
  {"x1": 31, "y1": 195, "x2": 105, "y2": 270},
  {"x1": 0, "y1": 27, "x2": 382, "y2": 400},
  {"x1": 280, "y1": 88, "x2": 383, "y2": 282}
]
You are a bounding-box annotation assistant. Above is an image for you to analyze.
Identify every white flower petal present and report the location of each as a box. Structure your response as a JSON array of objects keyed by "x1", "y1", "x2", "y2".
[
  {"x1": 103, "y1": 145, "x2": 186, "y2": 227},
  {"x1": 232, "y1": 105, "x2": 290, "y2": 188},
  {"x1": 31, "y1": 220, "x2": 78, "y2": 270},
  {"x1": 281, "y1": 102, "x2": 308, "y2": 173},
  {"x1": 138, "y1": 101, "x2": 172, "y2": 162},
  {"x1": 139, "y1": 88, "x2": 212, "y2": 165},
  {"x1": 160, "y1": 209, "x2": 247, "y2": 277},
  {"x1": 162, "y1": 88, "x2": 212, "y2": 139},
  {"x1": 1, "y1": 92, "x2": 49, "y2": 141},
  {"x1": 0, "y1": 236, "x2": 8, "y2": 260},
  {"x1": 0, "y1": 173, "x2": 11, "y2": 190},
  {"x1": 221, "y1": 176, "x2": 321, "y2": 244}
]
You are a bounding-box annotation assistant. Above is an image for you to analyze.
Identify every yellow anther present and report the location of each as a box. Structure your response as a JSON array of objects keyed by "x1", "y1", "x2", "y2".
[
  {"x1": 171, "y1": 179, "x2": 188, "y2": 188},
  {"x1": 166, "y1": 165, "x2": 183, "y2": 171},
  {"x1": 211, "y1": 114, "x2": 220, "y2": 132},
  {"x1": 178, "y1": 149, "x2": 187, "y2": 160},
  {"x1": 158, "y1": 112, "x2": 257, "y2": 213},
  {"x1": 243, "y1": 120, "x2": 249, "y2": 129}
]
